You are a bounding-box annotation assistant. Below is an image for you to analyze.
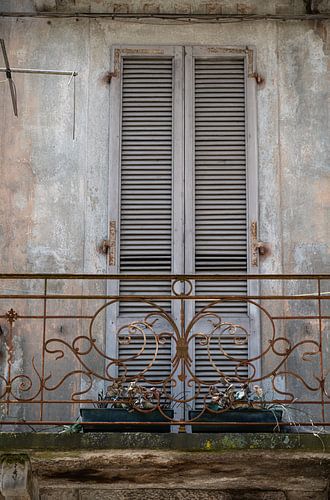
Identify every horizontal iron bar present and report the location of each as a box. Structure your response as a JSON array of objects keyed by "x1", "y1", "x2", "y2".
[
  {"x1": 0, "y1": 294, "x2": 329, "y2": 300},
  {"x1": 1, "y1": 420, "x2": 329, "y2": 426},
  {"x1": 1, "y1": 12, "x2": 329, "y2": 21},
  {"x1": 273, "y1": 316, "x2": 330, "y2": 320},
  {"x1": 1, "y1": 400, "x2": 328, "y2": 405},
  {"x1": 1, "y1": 314, "x2": 330, "y2": 321},
  {"x1": 0, "y1": 315, "x2": 95, "y2": 320},
  {"x1": 0, "y1": 273, "x2": 329, "y2": 280}
]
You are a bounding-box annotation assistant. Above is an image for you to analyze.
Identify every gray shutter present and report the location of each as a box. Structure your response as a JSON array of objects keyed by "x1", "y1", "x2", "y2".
[
  {"x1": 108, "y1": 48, "x2": 185, "y2": 395},
  {"x1": 119, "y1": 57, "x2": 174, "y2": 314},
  {"x1": 194, "y1": 57, "x2": 248, "y2": 313},
  {"x1": 184, "y1": 51, "x2": 252, "y2": 405}
]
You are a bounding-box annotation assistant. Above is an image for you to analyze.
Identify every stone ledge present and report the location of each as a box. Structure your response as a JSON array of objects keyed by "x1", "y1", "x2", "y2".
[
  {"x1": 0, "y1": 432, "x2": 329, "y2": 452},
  {"x1": 1, "y1": 449, "x2": 329, "y2": 500}
]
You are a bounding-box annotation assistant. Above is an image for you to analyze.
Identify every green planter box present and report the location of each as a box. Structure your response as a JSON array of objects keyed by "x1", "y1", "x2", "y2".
[
  {"x1": 80, "y1": 408, "x2": 174, "y2": 433},
  {"x1": 189, "y1": 408, "x2": 283, "y2": 433}
]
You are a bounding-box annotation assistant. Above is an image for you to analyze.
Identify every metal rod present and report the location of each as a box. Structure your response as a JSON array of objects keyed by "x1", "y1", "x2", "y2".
[
  {"x1": 39, "y1": 278, "x2": 47, "y2": 421},
  {"x1": 318, "y1": 279, "x2": 325, "y2": 423},
  {"x1": 0, "y1": 38, "x2": 18, "y2": 116},
  {"x1": 1, "y1": 400, "x2": 329, "y2": 405},
  {"x1": 0, "y1": 273, "x2": 328, "y2": 280},
  {"x1": 72, "y1": 70, "x2": 76, "y2": 139},
  {"x1": 0, "y1": 294, "x2": 329, "y2": 301},
  {"x1": 0, "y1": 67, "x2": 78, "y2": 76},
  {"x1": 1, "y1": 420, "x2": 329, "y2": 426},
  {"x1": 1, "y1": 314, "x2": 330, "y2": 321},
  {"x1": 3, "y1": 314, "x2": 330, "y2": 321}
]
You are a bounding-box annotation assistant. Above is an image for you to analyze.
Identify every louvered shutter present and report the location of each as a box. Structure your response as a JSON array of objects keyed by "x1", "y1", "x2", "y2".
[
  {"x1": 119, "y1": 56, "x2": 173, "y2": 314},
  {"x1": 184, "y1": 47, "x2": 258, "y2": 407},
  {"x1": 107, "y1": 47, "x2": 184, "y2": 389},
  {"x1": 194, "y1": 56, "x2": 248, "y2": 313}
]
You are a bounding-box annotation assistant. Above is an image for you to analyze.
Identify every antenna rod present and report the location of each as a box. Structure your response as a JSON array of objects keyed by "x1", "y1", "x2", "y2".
[
  {"x1": 0, "y1": 39, "x2": 18, "y2": 116},
  {"x1": 0, "y1": 67, "x2": 78, "y2": 76}
]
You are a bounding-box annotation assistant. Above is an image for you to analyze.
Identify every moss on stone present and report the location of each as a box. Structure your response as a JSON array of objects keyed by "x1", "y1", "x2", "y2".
[
  {"x1": 0, "y1": 452, "x2": 30, "y2": 464},
  {"x1": 0, "y1": 432, "x2": 329, "y2": 453}
]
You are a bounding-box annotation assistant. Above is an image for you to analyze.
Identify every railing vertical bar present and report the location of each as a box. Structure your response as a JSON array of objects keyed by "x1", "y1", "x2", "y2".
[
  {"x1": 5, "y1": 317, "x2": 13, "y2": 415},
  {"x1": 317, "y1": 278, "x2": 325, "y2": 423},
  {"x1": 179, "y1": 296, "x2": 186, "y2": 432},
  {"x1": 40, "y1": 278, "x2": 48, "y2": 421}
]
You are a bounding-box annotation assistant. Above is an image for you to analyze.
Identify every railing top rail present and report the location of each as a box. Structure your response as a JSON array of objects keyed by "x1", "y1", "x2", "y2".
[{"x1": 0, "y1": 273, "x2": 329, "y2": 280}]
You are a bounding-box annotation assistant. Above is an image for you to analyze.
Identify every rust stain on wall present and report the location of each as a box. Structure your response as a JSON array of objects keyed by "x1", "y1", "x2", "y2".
[
  {"x1": 202, "y1": 2, "x2": 223, "y2": 15},
  {"x1": 113, "y1": 3, "x2": 129, "y2": 13},
  {"x1": 237, "y1": 3, "x2": 254, "y2": 15},
  {"x1": 174, "y1": 2, "x2": 191, "y2": 14}
]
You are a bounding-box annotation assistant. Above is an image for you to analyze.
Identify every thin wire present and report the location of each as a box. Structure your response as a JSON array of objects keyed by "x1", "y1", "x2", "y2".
[
  {"x1": 8, "y1": 76, "x2": 18, "y2": 116},
  {"x1": 73, "y1": 75, "x2": 76, "y2": 140},
  {"x1": 108, "y1": 17, "x2": 244, "y2": 25},
  {"x1": 67, "y1": 71, "x2": 76, "y2": 140},
  {"x1": 68, "y1": 69, "x2": 74, "y2": 86}
]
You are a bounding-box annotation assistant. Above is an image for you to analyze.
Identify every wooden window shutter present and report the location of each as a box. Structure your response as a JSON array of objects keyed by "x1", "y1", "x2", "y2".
[
  {"x1": 107, "y1": 47, "x2": 184, "y2": 388},
  {"x1": 119, "y1": 55, "x2": 174, "y2": 314},
  {"x1": 184, "y1": 47, "x2": 259, "y2": 404}
]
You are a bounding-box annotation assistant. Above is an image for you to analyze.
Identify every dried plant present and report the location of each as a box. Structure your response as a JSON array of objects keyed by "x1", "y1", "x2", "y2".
[
  {"x1": 94, "y1": 379, "x2": 165, "y2": 411},
  {"x1": 207, "y1": 380, "x2": 267, "y2": 411}
]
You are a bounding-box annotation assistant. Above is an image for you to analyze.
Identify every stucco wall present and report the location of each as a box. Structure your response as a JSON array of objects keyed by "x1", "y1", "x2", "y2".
[{"x1": 0, "y1": 1, "x2": 329, "y2": 275}]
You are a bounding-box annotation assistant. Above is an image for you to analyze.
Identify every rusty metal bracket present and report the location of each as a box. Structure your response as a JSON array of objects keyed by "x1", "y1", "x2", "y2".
[
  {"x1": 102, "y1": 71, "x2": 118, "y2": 83},
  {"x1": 250, "y1": 72, "x2": 264, "y2": 85},
  {"x1": 101, "y1": 221, "x2": 116, "y2": 266},
  {"x1": 251, "y1": 222, "x2": 268, "y2": 266}
]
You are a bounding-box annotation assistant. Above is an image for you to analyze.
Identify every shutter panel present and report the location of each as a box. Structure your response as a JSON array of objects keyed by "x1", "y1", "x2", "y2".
[
  {"x1": 194, "y1": 57, "x2": 248, "y2": 313},
  {"x1": 108, "y1": 47, "x2": 185, "y2": 399},
  {"x1": 119, "y1": 57, "x2": 173, "y2": 314},
  {"x1": 186, "y1": 52, "x2": 250, "y2": 406}
]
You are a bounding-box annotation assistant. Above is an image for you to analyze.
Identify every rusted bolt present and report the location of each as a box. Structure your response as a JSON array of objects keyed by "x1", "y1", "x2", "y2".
[
  {"x1": 100, "y1": 71, "x2": 117, "y2": 85},
  {"x1": 251, "y1": 72, "x2": 265, "y2": 85}
]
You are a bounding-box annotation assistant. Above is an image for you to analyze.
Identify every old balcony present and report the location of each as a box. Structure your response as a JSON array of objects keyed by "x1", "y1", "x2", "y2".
[{"x1": 0, "y1": 273, "x2": 329, "y2": 434}]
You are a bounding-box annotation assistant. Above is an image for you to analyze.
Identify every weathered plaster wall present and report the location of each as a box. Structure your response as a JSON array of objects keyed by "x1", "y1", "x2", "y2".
[
  {"x1": 0, "y1": 2, "x2": 329, "y2": 275},
  {"x1": 0, "y1": 0, "x2": 329, "y2": 426}
]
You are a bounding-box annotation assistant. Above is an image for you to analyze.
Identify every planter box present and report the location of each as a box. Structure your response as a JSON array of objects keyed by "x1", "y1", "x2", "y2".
[
  {"x1": 80, "y1": 408, "x2": 174, "y2": 433},
  {"x1": 189, "y1": 408, "x2": 283, "y2": 433}
]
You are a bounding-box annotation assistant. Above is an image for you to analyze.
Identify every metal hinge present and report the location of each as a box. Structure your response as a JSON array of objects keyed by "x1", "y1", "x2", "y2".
[
  {"x1": 101, "y1": 221, "x2": 116, "y2": 266},
  {"x1": 250, "y1": 72, "x2": 264, "y2": 85},
  {"x1": 251, "y1": 222, "x2": 268, "y2": 267}
]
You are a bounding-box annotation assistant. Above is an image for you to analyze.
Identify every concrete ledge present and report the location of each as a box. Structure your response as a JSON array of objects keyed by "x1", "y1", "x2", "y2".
[{"x1": 0, "y1": 432, "x2": 329, "y2": 452}]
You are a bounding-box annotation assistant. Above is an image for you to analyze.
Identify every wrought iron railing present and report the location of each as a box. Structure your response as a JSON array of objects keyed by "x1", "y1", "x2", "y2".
[{"x1": 0, "y1": 274, "x2": 329, "y2": 432}]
